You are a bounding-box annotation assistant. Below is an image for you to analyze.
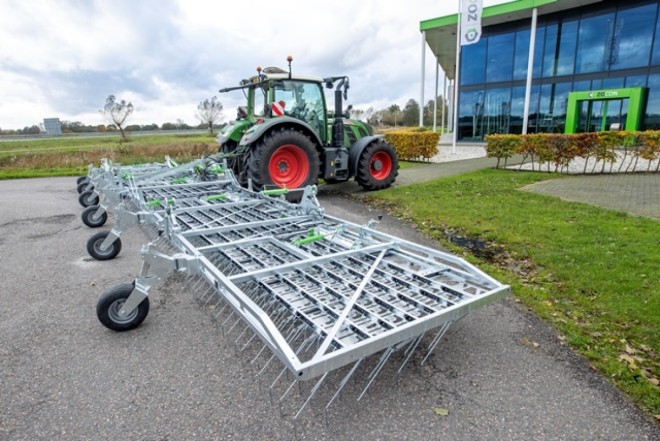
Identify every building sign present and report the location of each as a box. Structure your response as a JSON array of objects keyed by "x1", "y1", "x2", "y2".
[
  {"x1": 461, "y1": 0, "x2": 483, "y2": 46},
  {"x1": 588, "y1": 90, "x2": 619, "y2": 99}
]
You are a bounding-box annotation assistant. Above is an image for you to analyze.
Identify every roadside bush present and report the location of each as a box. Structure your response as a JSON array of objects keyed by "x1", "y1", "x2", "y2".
[
  {"x1": 485, "y1": 130, "x2": 660, "y2": 173},
  {"x1": 384, "y1": 128, "x2": 440, "y2": 161}
]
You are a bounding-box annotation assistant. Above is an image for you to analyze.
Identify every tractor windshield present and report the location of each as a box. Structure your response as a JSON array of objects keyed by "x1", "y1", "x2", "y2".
[
  {"x1": 252, "y1": 85, "x2": 267, "y2": 117},
  {"x1": 272, "y1": 80, "x2": 325, "y2": 141}
]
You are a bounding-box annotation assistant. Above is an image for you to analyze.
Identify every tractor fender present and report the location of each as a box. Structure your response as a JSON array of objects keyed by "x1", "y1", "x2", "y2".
[
  {"x1": 239, "y1": 116, "x2": 323, "y2": 149},
  {"x1": 348, "y1": 135, "x2": 385, "y2": 176},
  {"x1": 217, "y1": 120, "x2": 252, "y2": 145}
]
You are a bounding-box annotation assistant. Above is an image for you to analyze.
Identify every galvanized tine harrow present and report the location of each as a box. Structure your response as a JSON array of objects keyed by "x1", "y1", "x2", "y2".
[{"x1": 87, "y1": 164, "x2": 510, "y2": 422}]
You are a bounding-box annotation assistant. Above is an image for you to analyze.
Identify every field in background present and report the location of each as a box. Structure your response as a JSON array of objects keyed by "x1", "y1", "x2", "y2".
[{"x1": 0, "y1": 133, "x2": 218, "y2": 179}]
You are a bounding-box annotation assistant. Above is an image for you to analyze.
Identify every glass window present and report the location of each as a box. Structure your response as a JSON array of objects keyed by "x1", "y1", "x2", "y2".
[
  {"x1": 556, "y1": 20, "x2": 578, "y2": 76},
  {"x1": 482, "y1": 88, "x2": 512, "y2": 135},
  {"x1": 576, "y1": 12, "x2": 615, "y2": 73},
  {"x1": 509, "y1": 86, "x2": 526, "y2": 134},
  {"x1": 533, "y1": 27, "x2": 545, "y2": 79},
  {"x1": 458, "y1": 89, "x2": 485, "y2": 139},
  {"x1": 652, "y1": 7, "x2": 660, "y2": 64},
  {"x1": 513, "y1": 29, "x2": 530, "y2": 80},
  {"x1": 612, "y1": 4, "x2": 656, "y2": 70},
  {"x1": 572, "y1": 80, "x2": 590, "y2": 92},
  {"x1": 460, "y1": 38, "x2": 487, "y2": 85},
  {"x1": 486, "y1": 33, "x2": 514, "y2": 83},
  {"x1": 625, "y1": 75, "x2": 647, "y2": 88},
  {"x1": 644, "y1": 74, "x2": 660, "y2": 129},
  {"x1": 602, "y1": 77, "x2": 624, "y2": 89},
  {"x1": 543, "y1": 24, "x2": 559, "y2": 77},
  {"x1": 252, "y1": 86, "x2": 267, "y2": 117},
  {"x1": 538, "y1": 82, "x2": 571, "y2": 132}
]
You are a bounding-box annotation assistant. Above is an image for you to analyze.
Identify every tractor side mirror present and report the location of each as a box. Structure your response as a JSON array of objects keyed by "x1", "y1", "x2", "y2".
[{"x1": 344, "y1": 104, "x2": 353, "y2": 118}]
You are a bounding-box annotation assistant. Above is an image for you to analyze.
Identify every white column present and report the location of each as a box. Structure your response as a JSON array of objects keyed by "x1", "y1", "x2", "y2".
[
  {"x1": 522, "y1": 8, "x2": 538, "y2": 134},
  {"x1": 442, "y1": 73, "x2": 447, "y2": 133},
  {"x1": 451, "y1": 8, "x2": 462, "y2": 154},
  {"x1": 420, "y1": 31, "x2": 426, "y2": 127},
  {"x1": 433, "y1": 57, "x2": 439, "y2": 131}
]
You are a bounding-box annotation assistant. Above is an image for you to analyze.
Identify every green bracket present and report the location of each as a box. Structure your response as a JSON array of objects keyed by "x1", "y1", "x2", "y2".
[
  {"x1": 210, "y1": 165, "x2": 225, "y2": 174},
  {"x1": 146, "y1": 198, "x2": 174, "y2": 208},
  {"x1": 120, "y1": 172, "x2": 132, "y2": 180},
  {"x1": 292, "y1": 229, "x2": 325, "y2": 246},
  {"x1": 205, "y1": 194, "x2": 226, "y2": 202},
  {"x1": 262, "y1": 188, "x2": 289, "y2": 196},
  {"x1": 170, "y1": 178, "x2": 188, "y2": 185}
]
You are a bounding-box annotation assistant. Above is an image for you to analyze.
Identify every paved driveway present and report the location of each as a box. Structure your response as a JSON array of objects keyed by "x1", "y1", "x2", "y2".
[{"x1": 0, "y1": 177, "x2": 657, "y2": 440}]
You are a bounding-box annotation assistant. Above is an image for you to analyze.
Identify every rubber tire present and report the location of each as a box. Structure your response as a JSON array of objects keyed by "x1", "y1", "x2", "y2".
[
  {"x1": 77, "y1": 181, "x2": 93, "y2": 194},
  {"x1": 96, "y1": 283, "x2": 149, "y2": 331},
  {"x1": 87, "y1": 231, "x2": 122, "y2": 260},
  {"x1": 79, "y1": 190, "x2": 100, "y2": 207},
  {"x1": 81, "y1": 205, "x2": 108, "y2": 228},
  {"x1": 356, "y1": 140, "x2": 399, "y2": 191},
  {"x1": 246, "y1": 128, "x2": 319, "y2": 190},
  {"x1": 76, "y1": 176, "x2": 90, "y2": 185}
]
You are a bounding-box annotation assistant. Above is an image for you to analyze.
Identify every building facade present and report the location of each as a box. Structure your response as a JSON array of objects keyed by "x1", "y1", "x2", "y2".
[{"x1": 421, "y1": 0, "x2": 660, "y2": 140}]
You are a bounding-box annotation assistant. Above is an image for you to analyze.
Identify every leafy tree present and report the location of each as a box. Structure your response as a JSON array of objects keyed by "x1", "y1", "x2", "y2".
[
  {"x1": 101, "y1": 95, "x2": 134, "y2": 140},
  {"x1": 195, "y1": 96, "x2": 223, "y2": 134},
  {"x1": 161, "y1": 122, "x2": 177, "y2": 130},
  {"x1": 402, "y1": 99, "x2": 420, "y2": 126}
]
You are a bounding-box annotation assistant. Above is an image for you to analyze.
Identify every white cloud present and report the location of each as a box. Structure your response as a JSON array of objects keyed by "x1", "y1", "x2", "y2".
[{"x1": 0, "y1": 0, "x2": 508, "y2": 129}]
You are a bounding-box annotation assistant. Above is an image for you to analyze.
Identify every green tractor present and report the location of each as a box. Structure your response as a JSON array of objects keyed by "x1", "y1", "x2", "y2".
[{"x1": 216, "y1": 57, "x2": 398, "y2": 191}]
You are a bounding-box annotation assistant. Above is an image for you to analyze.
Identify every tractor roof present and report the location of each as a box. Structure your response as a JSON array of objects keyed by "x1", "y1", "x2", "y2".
[{"x1": 247, "y1": 72, "x2": 324, "y2": 84}]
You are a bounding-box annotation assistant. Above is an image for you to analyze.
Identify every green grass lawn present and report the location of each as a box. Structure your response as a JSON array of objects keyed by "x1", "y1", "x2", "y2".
[{"x1": 367, "y1": 169, "x2": 660, "y2": 415}]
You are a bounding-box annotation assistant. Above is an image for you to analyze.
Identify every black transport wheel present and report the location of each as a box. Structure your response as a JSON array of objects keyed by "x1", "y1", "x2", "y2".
[
  {"x1": 77, "y1": 176, "x2": 90, "y2": 185},
  {"x1": 246, "y1": 128, "x2": 319, "y2": 190},
  {"x1": 79, "y1": 189, "x2": 100, "y2": 207},
  {"x1": 87, "y1": 231, "x2": 122, "y2": 260},
  {"x1": 81, "y1": 205, "x2": 108, "y2": 228},
  {"x1": 356, "y1": 140, "x2": 399, "y2": 191},
  {"x1": 77, "y1": 181, "x2": 93, "y2": 194},
  {"x1": 96, "y1": 283, "x2": 149, "y2": 331}
]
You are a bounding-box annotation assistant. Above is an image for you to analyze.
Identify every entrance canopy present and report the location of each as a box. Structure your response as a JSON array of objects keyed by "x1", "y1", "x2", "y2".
[
  {"x1": 420, "y1": 0, "x2": 604, "y2": 80},
  {"x1": 565, "y1": 87, "x2": 646, "y2": 133}
]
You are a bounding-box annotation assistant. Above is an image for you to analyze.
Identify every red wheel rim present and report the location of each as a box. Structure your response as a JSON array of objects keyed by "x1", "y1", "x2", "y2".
[
  {"x1": 268, "y1": 144, "x2": 310, "y2": 188},
  {"x1": 369, "y1": 151, "x2": 393, "y2": 180}
]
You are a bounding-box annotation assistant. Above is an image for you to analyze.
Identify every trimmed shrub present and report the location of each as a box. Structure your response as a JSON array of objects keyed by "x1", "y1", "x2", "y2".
[{"x1": 384, "y1": 129, "x2": 440, "y2": 161}]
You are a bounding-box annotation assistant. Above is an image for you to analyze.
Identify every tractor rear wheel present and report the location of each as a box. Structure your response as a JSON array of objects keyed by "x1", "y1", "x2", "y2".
[
  {"x1": 356, "y1": 140, "x2": 399, "y2": 191},
  {"x1": 246, "y1": 128, "x2": 319, "y2": 190}
]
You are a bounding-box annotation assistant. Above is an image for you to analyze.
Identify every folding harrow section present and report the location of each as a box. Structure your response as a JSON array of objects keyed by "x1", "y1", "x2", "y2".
[{"x1": 96, "y1": 179, "x2": 509, "y2": 385}]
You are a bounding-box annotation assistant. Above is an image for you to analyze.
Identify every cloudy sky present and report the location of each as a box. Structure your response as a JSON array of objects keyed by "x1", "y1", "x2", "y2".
[{"x1": 0, "y1": 0, "x2": 507, "y2": 130}]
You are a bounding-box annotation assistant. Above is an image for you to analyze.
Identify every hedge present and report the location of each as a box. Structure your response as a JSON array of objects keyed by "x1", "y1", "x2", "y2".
[
  {"x1": 384, "y1": 128, "x2": 440, "y2": 161},
  {"x1": 485, "y1": 131, "x2": 660, "y2": 173}
]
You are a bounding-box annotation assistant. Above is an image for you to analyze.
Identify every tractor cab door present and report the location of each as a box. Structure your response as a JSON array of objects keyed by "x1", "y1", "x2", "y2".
[{"x1": 272, "y1": 80, "x2": 327, "y2": 143}]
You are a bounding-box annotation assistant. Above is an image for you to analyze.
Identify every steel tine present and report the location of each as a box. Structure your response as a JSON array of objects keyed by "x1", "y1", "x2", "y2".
[
  {"x1": 398, "y1": 333, "x2": 425, "y2": 374},
  {"x1": 358, "y1": 347, "x2": 394, "y2": 401},
  {"x1": 326, "y1": 359, "x2": 363, "y2": 410},
  {"x1": 421, "y1": 321, "x2": 452, "y2": 365},
  {"x1": 279, "y1": 378, "x2": 298, "y2": 402},
  {"x1": 294, "y1": 372, "x2": 328, "y2": 419}
]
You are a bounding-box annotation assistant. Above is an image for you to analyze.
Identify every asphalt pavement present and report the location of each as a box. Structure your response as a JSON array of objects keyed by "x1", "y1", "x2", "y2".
[{"x1": 0, "y1": 176, "x2": 658, "y2": 441}]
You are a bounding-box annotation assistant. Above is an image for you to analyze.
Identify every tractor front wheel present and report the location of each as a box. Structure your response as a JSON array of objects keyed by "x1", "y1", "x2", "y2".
[
  {"x1": 356, "y1": 140, "x2": 399, "y2": 191},
  {"x1": 246, "y1": 128, "x2": 319, "y2": 190}
]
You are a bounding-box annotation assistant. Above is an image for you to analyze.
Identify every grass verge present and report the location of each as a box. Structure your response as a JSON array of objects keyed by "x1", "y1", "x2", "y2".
[
  {"x1": 0, "y1": 133, "x2": 217, "y2": 180},
  {"x1": 366, "y1": 168, "x2": 659, "y2": 415}
]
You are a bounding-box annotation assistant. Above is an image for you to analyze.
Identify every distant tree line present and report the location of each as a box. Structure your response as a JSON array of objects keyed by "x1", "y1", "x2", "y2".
[
  {"x1": 0, "y1": 120, "x2": 212, "y2": 136},
  {"x1": 0, "y1": 95, "x2": 446, "y2": 136},
  {"x1": 353, "y1": 96, "x2": 449, "y2": 129}
]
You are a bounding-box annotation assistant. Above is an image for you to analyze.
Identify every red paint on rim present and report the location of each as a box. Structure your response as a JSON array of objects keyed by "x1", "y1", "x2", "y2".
[
  {"x1": 369, "y1": 151, "x2": 393, "y2": 180},
  {"x1": 268, "y1": 144, "x2": 310, "y2": 188}
]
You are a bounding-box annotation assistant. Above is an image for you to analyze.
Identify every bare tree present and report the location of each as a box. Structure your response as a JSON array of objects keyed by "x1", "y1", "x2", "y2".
[
  {"x1": 101, "y1": 95, "x2": 133, "y2": 140},
  {"x1": 196, "y1": 96, "x2": 223, "y2": 134}
]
